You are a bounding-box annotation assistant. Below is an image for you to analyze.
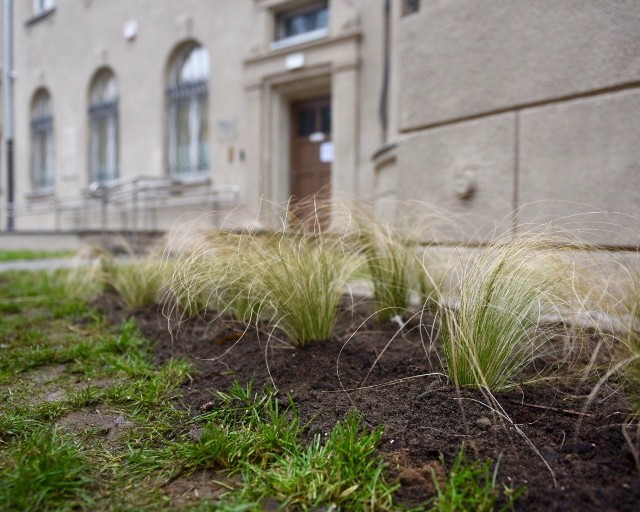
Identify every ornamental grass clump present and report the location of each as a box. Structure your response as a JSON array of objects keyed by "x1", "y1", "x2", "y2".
[
  {"x1": 110, "y1": 257, "x2": 166, "y2": 309},
  {"x1": 362, "y1": 230, "x2": 420, "y2": 322},
  {"x1": 440, "y1": 236, "x2": 578, "y2": 391},
  {"x1": 166, "y1": 231, "x2": 264, "y2": 322},
  {"x1": 257, "y1": 233, "x2": 359, "y2": 346},
  {"x1": 63, "y1": 248, "x2": 114, "y2": 301},
  {"x1": 580, "y1": 268, "x2": 640, "y2": 472},
  {"x1": 625, "y1": 336, "x2": 640, "y2": 411},
  {"x1": 167, "y1": 245, "x2": 214, "y2": 318},
  {"x1": 210, "y1": 234, "x2": 266, "y2": 323},
  {"x1": 166, "y1": 223, "x2": 358, "y2": 345},
  {"x1": 625, "y1": 269, "x2": 640, "y2": 327},
  {"x1": 621, "y1": 271, "x2": 640, "y2": 413},
  {"x1": 352, "y1": 213, "x2": 440, "y2": 322},
  {"x1": 622, "y1": 336, "x2": 640, "y2": 472}
]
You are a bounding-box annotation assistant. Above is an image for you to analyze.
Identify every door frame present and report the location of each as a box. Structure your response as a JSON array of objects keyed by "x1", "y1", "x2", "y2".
[
  {"x1": 262, "y1": 73, "x2": 332, "y2": 208},
  {"x1": 289, "y1": 95, "x2": 332, "y2": 202}
]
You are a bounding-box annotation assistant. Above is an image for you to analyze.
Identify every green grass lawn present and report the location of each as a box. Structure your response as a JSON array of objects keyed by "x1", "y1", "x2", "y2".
[
  {"x1": 0, "y1": 270, "x2": 403, "y2": 511},
  {"x1": 0, "y1": 250, "x2": 75, "y2": 262}
]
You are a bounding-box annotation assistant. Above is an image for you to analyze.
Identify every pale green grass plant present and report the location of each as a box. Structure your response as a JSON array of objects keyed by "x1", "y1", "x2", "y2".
[
  {"x1": 165, "y1": 231, "x2": 264, "y2": 322},
  {"x1": 257, "y1": 234, "x2": 359, "y2": 346},
  {"x1": 63, "y1": 251, "x2": 113, "y2": 301},
  {"x1": 111, "y1": 258, "x2": 166, "y2": 309},
  {"x1": 167, "y1": 250, "x2": 213, "y2": 317},
  {"x1": 348, "y1": 208, "x2": 441, "y2": 322},
  {"x1": 440, "y1": 236, "x2": 580, "y2": 391}
]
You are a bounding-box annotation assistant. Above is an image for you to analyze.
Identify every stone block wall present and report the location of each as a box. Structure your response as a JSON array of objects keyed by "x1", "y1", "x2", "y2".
[{"x1": 391, "y1": 0, "x2": 640, "y2": 246}]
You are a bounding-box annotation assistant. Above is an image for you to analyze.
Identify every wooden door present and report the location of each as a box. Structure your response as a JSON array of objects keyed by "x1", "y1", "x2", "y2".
[{"x1": 290, "y1": 97, "x2": 331, "y2": 222}]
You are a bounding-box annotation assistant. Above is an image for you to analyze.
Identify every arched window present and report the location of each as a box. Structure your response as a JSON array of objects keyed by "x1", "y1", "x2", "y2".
[
  {"x1": 167, "y1": 43, "x2": 210, "y2": 179},
  {"x1": 89, "y1": 69, "x2": 118, "y2": 183},
  {"x1": 31, "y1": 89, "x2": 54, "y2": 192}
]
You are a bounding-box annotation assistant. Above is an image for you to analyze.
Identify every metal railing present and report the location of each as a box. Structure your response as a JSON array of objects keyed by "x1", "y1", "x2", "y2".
[{"x1": 4, "y1": 175, "x2": 240, "y2": 242}]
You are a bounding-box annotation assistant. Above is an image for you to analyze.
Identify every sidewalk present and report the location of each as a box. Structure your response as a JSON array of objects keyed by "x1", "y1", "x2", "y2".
[{"x1": 0, "y1": 258, "x2": 78, "y2": 273}]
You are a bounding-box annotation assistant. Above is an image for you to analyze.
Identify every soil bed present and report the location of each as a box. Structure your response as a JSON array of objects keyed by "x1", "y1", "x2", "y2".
[{"x1": 105, "y1": 296, "x2": 640, "y2": 511}]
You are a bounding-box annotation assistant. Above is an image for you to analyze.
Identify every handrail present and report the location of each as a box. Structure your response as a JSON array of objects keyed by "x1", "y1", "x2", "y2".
[{"x1": 3, "y1": 175, "x2": 240, "y2": 240}]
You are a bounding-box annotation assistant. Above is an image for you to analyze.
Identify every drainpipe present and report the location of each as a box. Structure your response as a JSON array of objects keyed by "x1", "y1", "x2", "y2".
[
  {"x1": 378, "y1": 0, "x2": 390, "y2": 142},
  {"x1": 3, "y1": 0, "x2": 14, "y2": 231}
]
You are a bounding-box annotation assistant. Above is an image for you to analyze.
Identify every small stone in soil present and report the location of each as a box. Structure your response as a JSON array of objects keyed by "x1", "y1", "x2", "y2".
[{"x1": 476, "y1": 417, "x2": 492, "y2": 430}]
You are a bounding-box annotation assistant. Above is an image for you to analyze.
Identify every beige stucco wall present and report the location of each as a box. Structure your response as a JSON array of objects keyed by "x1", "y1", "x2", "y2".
[
  {"x1": 397, "y1": 0, "x2": 640, "y2": 130},
  {"x1": 389, "y1": 0, "x2": 640, "y2": 246},
  {"x1": 396, "y1": 113, "x2": 516, "y2": 243},
  {"x1": 518, "y1": 89, "x2": 640, "y2": 246}
]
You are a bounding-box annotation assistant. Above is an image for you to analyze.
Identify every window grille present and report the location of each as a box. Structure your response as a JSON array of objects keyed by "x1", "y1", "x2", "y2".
[
  {"x1": 89, "y1": 70, "x2": 119, "y2": 184},
  {"x1": 31, "y1": 90, "x2": 54, "y2": 193},
  {"x1": 167, "y1": 45, "x2": 210, "y2": 179}
]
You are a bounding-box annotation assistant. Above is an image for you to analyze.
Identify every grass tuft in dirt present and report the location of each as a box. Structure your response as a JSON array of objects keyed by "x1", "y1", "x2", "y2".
[
  {"x1": 618, "y1": 322, "x2": 640, "y2": 471},
  {"x1": 0, "y1": 427, "x2": 94, "y2": 511},
  {"x1": 428, "y1": 444, "x2": 524, "y2": 512},
  {"x1": 105, "y1": 358, "x2": 191, "y2": 413},
  {"x1": 0, "y1": 412, "x2": 43, "y2": 442},
  {"x1": 166, "y1": 225, "x2": 359, "y2": 346},
  {"x1": 220, "y1": 411, "x2": 397, "y2": 511},
  {"x1": 165, "y1": 231, "x2": 266, "y2": 323},
  {"x1": 257, "y1": 234, "x2": 359, "y2": 345},
  {"x1": 62, "y1": 251, "x2": 114, "y2": 302},
  {"x1": 181, "y1": 381, "x2": 299, "y2": 469},
  {"x1": 128, "y1": 381, "x2": 297, "y2": 481}
]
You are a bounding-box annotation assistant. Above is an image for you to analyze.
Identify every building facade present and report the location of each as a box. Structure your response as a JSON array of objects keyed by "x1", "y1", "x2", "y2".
[{"x1": 0, "y1": 0, "x2": 639, "y2": 246}]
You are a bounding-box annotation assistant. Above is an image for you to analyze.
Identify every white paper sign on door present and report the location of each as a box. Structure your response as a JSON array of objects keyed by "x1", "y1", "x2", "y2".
[{"x1": 319, "y1": 142, "x2": 334, "y2": 163}]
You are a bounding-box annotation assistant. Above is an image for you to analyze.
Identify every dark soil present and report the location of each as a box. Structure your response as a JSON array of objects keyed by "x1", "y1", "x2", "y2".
[{"x1": 102, "y1": 295, "x2": 640, "y2": 511}]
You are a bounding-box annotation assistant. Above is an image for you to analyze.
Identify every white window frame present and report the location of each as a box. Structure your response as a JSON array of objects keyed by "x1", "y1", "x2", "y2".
[
  {"x1": 167, "y1": 45, "x2": 210, "y2": 181},
  {"x1": 272, "y1": 1, "x2": 329, "y2": 50},
  {"x1": 270, "y1": 27, "x2": 328, "y2": 50}
]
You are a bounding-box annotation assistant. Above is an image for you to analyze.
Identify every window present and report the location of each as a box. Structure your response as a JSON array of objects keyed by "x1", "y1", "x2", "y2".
[
  {"x1": 33, "y1": 0, "x2": 54, "y2": 16},
  {"x1": 167, "y1": 44, "x2": 210, "y2": 180},
  {"x1": 273, "y1": 1, "x2": 328, "y2": 48},
  {"x1": 30, "y1": 89, "x2": 54, "y2": 193},
  {"x1": 402, "y1": 0, "x2": 420, "y2": 16},
  {"x1": 89, "y1": 69, "x2": 118, "y2": 184}
]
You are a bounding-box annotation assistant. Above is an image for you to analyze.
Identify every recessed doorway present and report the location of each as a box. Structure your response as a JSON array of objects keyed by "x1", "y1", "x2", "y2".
[{"x1": 289, "y1": 96, "x2": 332, "y2": 220}]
